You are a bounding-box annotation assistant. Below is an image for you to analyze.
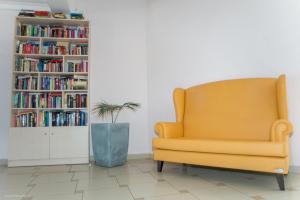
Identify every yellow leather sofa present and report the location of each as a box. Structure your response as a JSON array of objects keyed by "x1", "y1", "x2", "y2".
[{"x1": 153, "y1": 75, "x2": 293, "y2": 190}]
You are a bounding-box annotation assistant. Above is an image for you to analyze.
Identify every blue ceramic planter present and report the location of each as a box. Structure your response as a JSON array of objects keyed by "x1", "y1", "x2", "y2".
[{"x1": 91, "y1": 123, "x2": 129, "y2": 167}]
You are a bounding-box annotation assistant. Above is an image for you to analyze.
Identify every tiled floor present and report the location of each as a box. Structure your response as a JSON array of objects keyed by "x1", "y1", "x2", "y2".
[{"x1": 0, "y1": 159, "x2": 299, "y2": 200}]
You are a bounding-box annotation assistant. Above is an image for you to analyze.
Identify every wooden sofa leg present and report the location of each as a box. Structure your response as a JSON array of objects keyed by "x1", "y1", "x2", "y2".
[
  {"x1": 157, "y1": 161, "x2": 164, "y2": 172},
  {"x1": 276, "y1": 174, "x2": 285, "y2": 191}
]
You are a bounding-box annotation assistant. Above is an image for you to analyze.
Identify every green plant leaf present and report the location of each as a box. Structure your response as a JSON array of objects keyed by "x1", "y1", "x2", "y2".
[{"x1": 93, "y1": 101, "x2": 141, "y2": 123}]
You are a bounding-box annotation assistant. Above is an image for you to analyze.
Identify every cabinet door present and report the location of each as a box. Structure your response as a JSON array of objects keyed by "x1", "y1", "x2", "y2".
[
  {"x1": 9, "y1": 127, "x2": 50, "y2": 160},
  {"x1": 50, "y1": 126, "x2": 89, "y2": 159}
]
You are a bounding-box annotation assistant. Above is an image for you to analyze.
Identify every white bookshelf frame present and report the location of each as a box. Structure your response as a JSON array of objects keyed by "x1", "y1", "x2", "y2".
[{"x1": 9, "y1": 16, "x2": 91, "y2": 167}]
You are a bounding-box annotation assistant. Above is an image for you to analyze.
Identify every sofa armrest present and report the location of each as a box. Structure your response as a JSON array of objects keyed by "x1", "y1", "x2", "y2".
[
  {"x1": 154, "y1": 122, "x2": 183, "y2": 138},
  {"x1": 271, "y1": 120, "x2": 293, "y2": 142}
]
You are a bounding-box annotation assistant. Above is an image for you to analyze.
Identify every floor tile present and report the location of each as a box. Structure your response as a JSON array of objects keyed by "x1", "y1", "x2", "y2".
[
  {"x1": 28, "y1": 182, "x2": 77, "y2": 196},
  {"x1": 31, "y1": 172, "x2": 73, "y2": 184},
  {"x1": 76, "y1": 177, "x2": 118, "y2": 191},
  {"x1": 116, "y1": 173, "x2": 158, "y2": 185},
  {"x1": 257, "y1": 190, "x2": 300, "y2": 200},
  {"x1": 72, "y1": 170, "x2": 108, "y2": 180},
  {"x1": 4, "y1": 167, "x2": 38, "y2": 175},
  {"x1": 82, "y1": 187, "x2": 134, "y2": 200},
  {"x1": 128, "y1": 181, "x2": 179, "y2": 199},
  {"x1": 0, "y1": 160, "x2": 299, "y2": 200},
  {"x1": 144, "y1": 193, "x2": 198, "y2": 200},
  {"x1": 30, "y1": 193, "x2": 82, "y2": 200},
  {"x1": 108, "y1": 165, "x2": 143, "y2": 176},
  {"x1": 0, "y1": 174, "x2": 34, "y2": 191},
  {"x1": 37, "y1": 165, "x2": 71, "y2": 174},
  {"x1": 70, "y1": 164, "x2": 92, "y2": 172},
  {"x1": 161, "y1": 173, "x2": 215, "y2": 190},
  {"x1": 189, "y1": 184, "x2": 252, "y2": 200}
]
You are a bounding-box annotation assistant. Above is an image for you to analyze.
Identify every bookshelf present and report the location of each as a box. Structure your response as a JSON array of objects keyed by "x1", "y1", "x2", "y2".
[{"x1": 8, "y1": 16, "x2": 90, "y2": 167}]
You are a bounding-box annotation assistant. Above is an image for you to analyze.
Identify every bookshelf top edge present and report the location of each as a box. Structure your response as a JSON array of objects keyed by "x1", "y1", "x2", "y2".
[{"x1": 16, "y1": 16, "x2": 89, "y2": 25}]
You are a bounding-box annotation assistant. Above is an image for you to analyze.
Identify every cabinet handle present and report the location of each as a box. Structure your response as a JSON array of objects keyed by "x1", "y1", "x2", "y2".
[
  {"x1": 44, "y1": 133, "x2": 47, "y2": 135},
  {"x1": 51, "y1": 133, "x2": 54, "y2": 136}
]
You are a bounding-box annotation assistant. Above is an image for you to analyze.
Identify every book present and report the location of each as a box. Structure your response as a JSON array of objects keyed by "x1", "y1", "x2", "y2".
[
  {"x1": 15, "y1": 111, "x2": 37, "y2": 127},
  {"x1": 51, "y1": 110, "x2": 87, "y2": 126},
  {"x1": 16, "y1": 41, "x2": 40, "y2": 54},
  {"x1": 17, "y1": 23, "x2": 88, "y2": 38},
  {"x1": 65, "y1": 60, "x2": 88, "y2": 72}
]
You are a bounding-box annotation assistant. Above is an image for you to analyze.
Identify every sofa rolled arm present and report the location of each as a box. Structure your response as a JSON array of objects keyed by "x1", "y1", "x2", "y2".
[
  {"x1": 271, "y1": 120, "x2": 293, "y2": 142},
  {"x1": 154, "y1": 122, "x2": 183, "y2": 138}
]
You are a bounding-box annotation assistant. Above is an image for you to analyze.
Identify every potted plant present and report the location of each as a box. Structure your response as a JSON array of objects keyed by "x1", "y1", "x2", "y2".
[{"x1": 92, "y1": 101, "x2": 140, "y2": 167}]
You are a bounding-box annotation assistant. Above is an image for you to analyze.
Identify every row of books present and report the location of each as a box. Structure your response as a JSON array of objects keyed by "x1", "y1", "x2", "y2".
[
  {"x1": 16, "y1": 41, "x2": 39, "y2": 54},
  {"x1": 42, "y1": 41, "x2": 68, "y2": 55},
  {"x1": 40, "y1": 93, "x2": 62, "y2": 108},
  {"x1": 15, "y1": 76, "x2": 38, "y2": 90},
  {"x1": 41, "y1": 41, "x2": 88, "y2": 55},
  {"x1": 65, "y1": 94, "x2": 87, "y2": 108},
  {"x1": 15, "y1": 57, "x2": 39, "y2": 72},
  {"x1": 14, "y1": 112, "x2": 37, "y2": 127},
  {"x1": 16, "y1": 58, "x2": 63, "y2": 72},
  {"x1": 66, "y1": 60, "x2": 88, "y2": 72},
  {"x1": 14, "y1": 92, "x2": 39, "y2": 108},
  {"x1": 15, "y1": 57, "x2": 88, "y2": 73},
  {"x1": 69, "y1": 43, "x2": 88, "y2": 55},
  {"x1": 14, "y1": 92, "x2": 62, "y2": 109},
  {"x1": 13, "y1": 110, "x2": 88, "y2": 127},
  {"x1": 39, "y1": 111, "x2": 49, "y2": 127},
  {"x1": 18, "y1": 9, "x2": 85, "y2": 20},
  {"x1": 51, "y1": 111, "x2": 88, "y2": 126},
  {"x1": 40, "y1": 76, "x2": 73, "y2": 90},
  {"x1": 18, "y1": 10, "x2": 49, "y2": 18},
  {"x1": 39, "y1": 59, "x2": 63, "y2": 72},
  {"x1": 14, "y1": 92, "x2": 88, "y2": 109},
  {"x1": 15, "y1": 75, "x2": 88, "y2": 91},
  {"x1": 17, "y1": 23, "x2": 88, "y2": 38}
]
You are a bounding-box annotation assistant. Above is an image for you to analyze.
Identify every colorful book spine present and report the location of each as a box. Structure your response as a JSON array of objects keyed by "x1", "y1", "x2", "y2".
[
  {"x1": 38, "y1": 58, "x2": 63, "y2": 72},
  {"x1": 69, "y1": 43, "x2": 88, "y2": 55},
  {"x1": 39, "y1": 111, "x2": 49, "y2": 127},
  {"x1": 15, "y1": 76, "x2": 38, "y2": 90},
  {"x1": 16, "y1": 41, "x2": 40, "y2": 54},
  {"x1": 15, "y1": 111, "x2": 37, "y2": 127},
  {"x1": 66, "y1": 60, "x2": 88, "y2": 72},
  {"x1": 17, "y1": 23, "x2": 89, "y2": 38},
  {"x1": 14, "y1": 92, "x2": 38, "y2": 108},
  {"x1": 40, "y1": 76, "x2": 73, "y2": 90},
  {"x1": 51, "y1": 111, "x2": 87, "y2": 126},
  {"x1": 15, "y1": 57, "x2": 39, "y2": 72},
  {"x1": 64, "y1": 94, "x2": 87, "y2": 108}
]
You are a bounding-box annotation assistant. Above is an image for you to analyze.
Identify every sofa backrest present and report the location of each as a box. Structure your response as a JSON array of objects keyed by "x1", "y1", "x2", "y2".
[{"x1": 174, "y1": 76, "x2": 288, "y2": 141}]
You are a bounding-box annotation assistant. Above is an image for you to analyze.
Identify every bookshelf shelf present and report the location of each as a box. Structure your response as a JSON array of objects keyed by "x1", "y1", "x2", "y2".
[
  {"x1": 16, "y1": 16, "x2": 89, "y2": 26},
  {"x1": 16, "y1": 36, "x2": 89, "y2": 42},
  {"x1": 15, "y1": 53, "x2": 89, "y2": 58},
  {"x1": 9, "y1": 16, "x2": 90, "y2": 167},
  {"x1": 13, "y1": 71, "x2": 88, "y2": 75},
  {"x1": 12, "y1": 108, "x2": 87, "y2": 110}
]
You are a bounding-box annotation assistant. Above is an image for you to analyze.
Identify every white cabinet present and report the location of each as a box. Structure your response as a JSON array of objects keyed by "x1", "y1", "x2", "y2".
[
  {"x1": 8, "y1": 126, "x2": 89, "y2": 167},
  {"x1": 50, "y1": 127, "x2": 89, "y2": 159},
  {"x1": 9, "y1": 128, "x2": 49, "y2": 160}
]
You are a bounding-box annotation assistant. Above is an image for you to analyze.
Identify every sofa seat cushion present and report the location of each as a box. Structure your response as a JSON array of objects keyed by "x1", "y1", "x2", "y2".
[{"x1": 152, "y1": 138, "x2": 287, "y2": 157}]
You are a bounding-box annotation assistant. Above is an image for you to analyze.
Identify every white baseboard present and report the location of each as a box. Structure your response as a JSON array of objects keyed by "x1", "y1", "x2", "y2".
[
  {"x1": 0, "y1": 159, "x2": 8, "y2": 166},
  {"x1": 89, "y1": 153, "x2": 152, "y2": 162},
  {"x1": 128, "y1": 153, "x2": 152, "y2": 160},
  {"x1": 2, "y1": 156, "x2": 300, "y2": 173},
  {"x1": 289, "y1": 166, "x2": 300, "y2": 173},
  {"x1": 0, "y1": 154, "x2": 153, "y2": 167}
]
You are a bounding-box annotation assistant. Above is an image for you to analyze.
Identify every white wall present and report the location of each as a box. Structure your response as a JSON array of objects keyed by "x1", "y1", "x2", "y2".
[
  {"x1": 73, "y1": 0, "x2": 150, "y2": 154},
  {"x1": 147, "y1": 0, "x2": 300, "y2": 165},
  {"x1": 0, "y1": 10, "x2": 18, "y2": 160}
]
